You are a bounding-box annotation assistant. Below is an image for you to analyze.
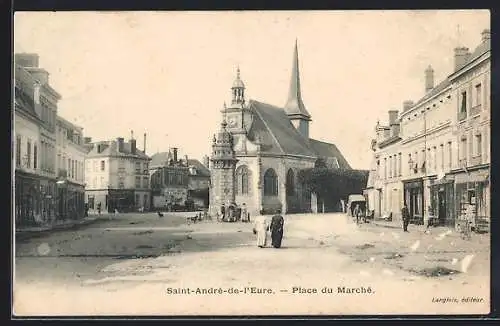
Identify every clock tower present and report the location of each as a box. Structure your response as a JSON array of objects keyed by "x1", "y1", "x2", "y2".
[{"x1": 223, "y1": 67, "x2": 253, "y2": 153}]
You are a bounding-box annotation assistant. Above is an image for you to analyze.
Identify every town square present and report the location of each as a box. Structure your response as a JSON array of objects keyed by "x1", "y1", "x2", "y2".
[{"x1": 13, "y1": 10, "x2": 490, "y2": 316}]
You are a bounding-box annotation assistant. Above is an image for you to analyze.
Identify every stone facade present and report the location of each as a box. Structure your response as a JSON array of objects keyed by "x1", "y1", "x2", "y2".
[
  {"x1": 365, "y1": 28, "x2": 490, "y2": 228},
  {"x1": 209, "y1": 42, "x2": 351, "y2": 217}
]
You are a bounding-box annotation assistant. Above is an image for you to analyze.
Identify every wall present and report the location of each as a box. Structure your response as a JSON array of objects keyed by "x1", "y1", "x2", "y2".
[
  {"x1": 14, "y1": 112, "x2": 40, "y2": 174},
  {"x1": 85, "y1": 157, "x2": 110, "y2": 190},
  {"x1": 56, "y1": 122, "x2": 86, "y2": 186},
  {"x1": 451, "y1": 57, "x2": 490, "y2": 168}
]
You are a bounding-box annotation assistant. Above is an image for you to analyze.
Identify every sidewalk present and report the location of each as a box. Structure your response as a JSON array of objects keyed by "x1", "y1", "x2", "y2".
[{"x1": 15, "y1": 216, "x2": 101, "y2": 239}]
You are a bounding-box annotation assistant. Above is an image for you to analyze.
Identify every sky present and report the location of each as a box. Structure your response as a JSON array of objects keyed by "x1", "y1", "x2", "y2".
[{"x1": 14, "y1": 10, "x2": 490, "y2": 169}]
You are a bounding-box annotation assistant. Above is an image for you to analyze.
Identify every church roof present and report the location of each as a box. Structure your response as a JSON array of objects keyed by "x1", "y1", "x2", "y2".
[
  {"x1": 248, "y1": 99, "x2": 317, "y2": 157},
  {"x1": 246, "y1": 100, "x2": 351, "y2": 169},
  {"x1": 308, "y1": 139, "x2": 351, "y2": 169}
]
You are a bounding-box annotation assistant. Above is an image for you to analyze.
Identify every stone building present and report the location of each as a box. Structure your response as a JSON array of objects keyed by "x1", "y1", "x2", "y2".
[
  {"x1": 85, "y1": 132, "x2": 151, "y2": 213},
  {"x1": 55, "y1": 116, "x2": 87, "y2": 220},
  {"x1": 149, "y1": 148, "x2": 189, "y2": 210},
  {"x1": 209, "y1": 41, "x2": 351, "y2": 217},
  {"x1": 364, "y1": 110, "x2": 403, "y2": 221},
  {"x1": 14, "y1": 53, "x2": 61, "y2": 227},
  {"x1": 448, "y1": 29, "x2": 490, "y2": 227},
  {"x1": 365, "y1": 29, "x2": 490, "y2": 228},
  {"x1": 187, "y1": 159, "x2": 210, "y2": 209}
]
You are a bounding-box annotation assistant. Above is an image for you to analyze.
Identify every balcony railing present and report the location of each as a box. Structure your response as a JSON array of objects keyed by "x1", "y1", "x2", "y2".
[
  {"x1": 469, "y1": 155, "x2": 482, "y2": 167},
  {"x1": 470, "y1": 104, "x2": 482, "y2": 116}
]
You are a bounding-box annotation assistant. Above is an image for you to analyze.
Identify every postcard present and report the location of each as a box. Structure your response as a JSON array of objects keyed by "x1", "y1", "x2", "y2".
[{"x1": 13, "y1": 10, "x2": 490, "y2": 316}]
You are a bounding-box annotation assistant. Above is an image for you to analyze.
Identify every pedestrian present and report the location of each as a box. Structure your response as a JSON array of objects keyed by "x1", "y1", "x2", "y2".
[
  {"x1": 401, "y1": 204, "x2": 410, "y2": 232},
  {"x1": 220, "y1": 203, "x2": 226, "y2": 222},
  {"x1": 354, "y1": 204, "x2": 360, "y2": 224},
  {"x1": 97, "y1": 202, "x2": 101, "y2": 215},
  {"x1": 241, "y1": 203, "x2": 248, "y2": 222},
  {"x1": 253, "y1": 214, "x2": 269, "y2": 248},
  {"x1": 270, "y1": 209, "x2": 285, "y2": 248}
]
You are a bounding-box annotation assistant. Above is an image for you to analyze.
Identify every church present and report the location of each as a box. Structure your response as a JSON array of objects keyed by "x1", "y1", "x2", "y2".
[{"x1": 209, "y1": 41, "x2": 351, "y2": 217}]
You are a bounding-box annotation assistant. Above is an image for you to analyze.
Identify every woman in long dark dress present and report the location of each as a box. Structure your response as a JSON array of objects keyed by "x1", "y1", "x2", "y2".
[{"x1": 270, "y1": 209, "x2": 285, "y2": 248}]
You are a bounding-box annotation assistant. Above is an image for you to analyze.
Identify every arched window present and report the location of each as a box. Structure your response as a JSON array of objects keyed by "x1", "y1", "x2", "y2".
[
  {"x1": 286, "y1": 169, "x2": 295, "y2": 196},
  {"x1": 263, "y1": 168, "x2": 278, "y2": 196},
  {"x1": 235, "y1": 165, "x2": 250, "y2": 195}
]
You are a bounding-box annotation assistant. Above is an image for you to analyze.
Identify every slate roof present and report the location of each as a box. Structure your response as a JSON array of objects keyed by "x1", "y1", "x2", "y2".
[
  {"x1": 308, "y1": 139, "x2": 351, "y2": 169},
  {"x1": 243, "y1": 99, "x2": 351, "y2": 169},
  {"x1": 187, "y1": 159, "x2": 210, "y2": 177},
  {"x1": 247, "y1": 100, "x2": 317, "y2": 157},
  {"x1": 466, "y1": 38, "x2": 490, "y2": 67},
  {"x1": 412, "y1": 78, "x2": 452, "y2": 108},
  {"x1": 86, "y1": 140, "x2": 149, "y2": 159},
  {"x1": 14, "y1": 87, "x2": 39, "y2": 120},
  {"x1": 150, "y1": 152, "x2": 172, "y2": 168}
]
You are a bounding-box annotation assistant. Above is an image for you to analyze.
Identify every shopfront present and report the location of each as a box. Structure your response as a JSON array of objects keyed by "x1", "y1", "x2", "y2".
[
  {"x1": 403, "y1": 178, "x2": 424, "y2": 225},
  {"x1": 57, "y1": 181, "x2": 85, "y2": 221},
  {"x1": 453, "y1": 169, "x2": 489, "y2": 225},
  {"x1": 15, "y1": 171, "x2": 41, "y2": 227},
  {"x1": 430, "y1": 177, "x2": 455, "y2": 227},
  {"x1": 107, "y1": 189, "x2": 135, "y2": 213}
]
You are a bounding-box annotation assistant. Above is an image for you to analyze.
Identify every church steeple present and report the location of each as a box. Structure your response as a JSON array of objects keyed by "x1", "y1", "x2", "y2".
[
  {"x1": 231, "y1": 66, "x2": 246, "y2": 107},
  {"x1": 284, "y1": 39, "x2": 311, "y2": 138}
]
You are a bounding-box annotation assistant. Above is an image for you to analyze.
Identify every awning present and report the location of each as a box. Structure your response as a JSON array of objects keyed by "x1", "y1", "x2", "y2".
[
  {"x1": 454, "y1": 170, "x2": 489, "y2": 184},
  {"x1": 432, "y1": 176, "x2": 454, "y2": 186}
]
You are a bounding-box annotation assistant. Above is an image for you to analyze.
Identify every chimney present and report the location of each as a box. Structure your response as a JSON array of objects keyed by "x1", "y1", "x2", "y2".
[
  {"x1": 15, "y1": 53, "x2": 39, "y2": 68},
  {"x1": 454, "y1": 46, "x2": 471, "y2": 71},
  {"x1": 388, "y1": 110, "x2": 400, "y2": 137},
  {"x1": 84, "y1": 137, "x2": 92, "y2": 144},
  {"x1": 185, "y1": 155, "x2": 189, "y2": 165},
  {"x1": 172, "y1": 147, "x2": 178, "y2": 163},
  {"x1": 131, "y1": 139, "x2": 137, "y2": 154},
  {"x1": 143, "y1": 133, "x2": 147, "y2": 154},
  {"x1": 117, "y1": 137, "x2": 124, "y2": 152},
  {"x1": 388, "y1": 110, "x2": 399, "y2": 125},
  {"x1": 403, "y1": 100, "x2": 414, "y2": 112},
  {"x1": 425, "y1": 65, "x2": 434, "y2": 92},
  {"x1": 481, "y1": 29, "x2": 491, "y2": 43},
  {"x1": 130, "y1": 130, "x2": 136, "y2": 154},
  {"x1": 27, "y1": 69, "x2": 50, "y2": 85}
]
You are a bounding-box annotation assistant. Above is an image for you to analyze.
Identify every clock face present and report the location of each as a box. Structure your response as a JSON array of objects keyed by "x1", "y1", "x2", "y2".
[{"x1": 228, "y1": 117, "x2": 237, "y2": 127}]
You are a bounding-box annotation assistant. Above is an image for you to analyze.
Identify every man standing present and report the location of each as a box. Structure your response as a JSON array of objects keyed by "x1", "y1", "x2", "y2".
[
  {"x1": 401, "y1": 204, "x2": 410, "y2": 232},
  {"x1": 270, "y1": 209, "x2": 285, "y2": 248}
]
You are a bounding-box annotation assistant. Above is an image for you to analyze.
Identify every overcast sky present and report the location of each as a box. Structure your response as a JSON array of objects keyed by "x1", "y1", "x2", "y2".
[{"x1": 14, "y1": 10, "x2": 489, "y2": 169}]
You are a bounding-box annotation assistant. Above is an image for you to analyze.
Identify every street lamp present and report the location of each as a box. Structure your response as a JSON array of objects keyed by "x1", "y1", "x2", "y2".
[{"x1": 408, "y1": 157, "x2": 414, "y2": 175}]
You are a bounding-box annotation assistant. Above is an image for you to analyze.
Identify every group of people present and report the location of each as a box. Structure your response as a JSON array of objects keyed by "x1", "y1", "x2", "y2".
[
  {"x1": 219, "y1": 203, "x2": 250, "y2": 223},
  {"x1": 253, "y1": 209, "x2": 285, "y2": 249}
]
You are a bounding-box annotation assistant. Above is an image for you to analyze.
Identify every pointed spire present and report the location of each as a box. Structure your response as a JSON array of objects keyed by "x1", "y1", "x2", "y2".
[
  {"x1": 221, "y1": 102, "x2": 228, "y2": 128},
  {"x1": 284, "y1": 38, "x2": 311, "y2": 119}
]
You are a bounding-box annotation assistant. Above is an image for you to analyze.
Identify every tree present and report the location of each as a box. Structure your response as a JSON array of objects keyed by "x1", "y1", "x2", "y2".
[{"x1": 298, "y1": 168, "x2": 369, "y2": 212}]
